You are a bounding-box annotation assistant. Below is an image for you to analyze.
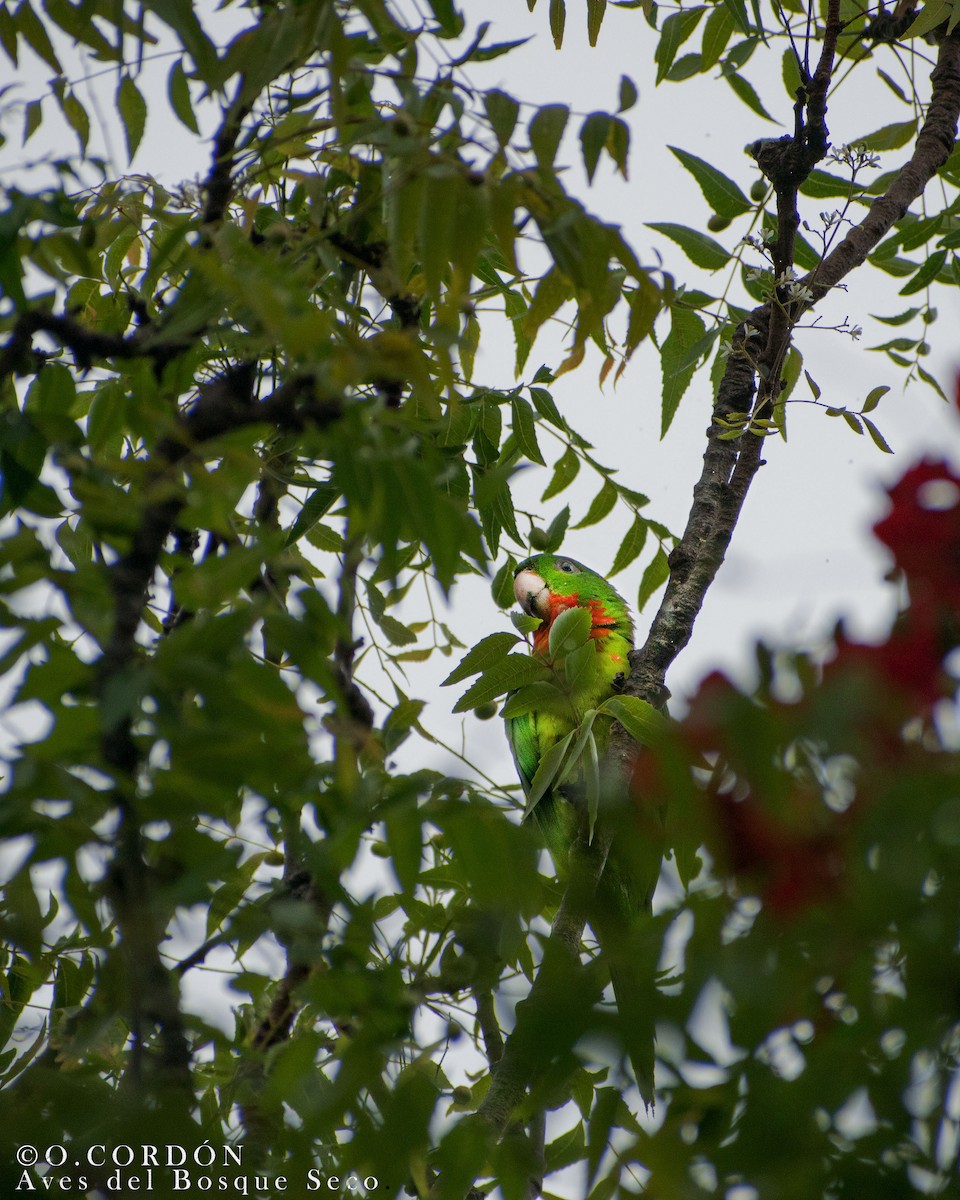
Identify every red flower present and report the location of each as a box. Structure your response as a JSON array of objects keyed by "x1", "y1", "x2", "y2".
[{"x1": 873, "y1": 459, "x2": 960, "y2": 608}]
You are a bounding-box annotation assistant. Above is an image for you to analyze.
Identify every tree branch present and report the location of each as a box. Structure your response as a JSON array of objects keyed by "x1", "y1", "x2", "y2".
[{"x1": 627, "y1": 24, "x2": 960, "y2": 714}]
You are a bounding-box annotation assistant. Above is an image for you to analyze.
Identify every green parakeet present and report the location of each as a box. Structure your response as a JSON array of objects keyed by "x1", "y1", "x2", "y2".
[{"x1": 505, "y1": 552, "x2": 659, "y2": 1101}]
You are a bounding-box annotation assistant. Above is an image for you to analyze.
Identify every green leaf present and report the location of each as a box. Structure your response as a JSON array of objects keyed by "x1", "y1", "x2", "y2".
[
  {"x1": 484, "y1": 89, "x2": 520, "y2": 149},
  {"x1": 871, "y1": 307, "x2": 922, "y2": 327},
  {"x1": 899, "y1": 248, "x2": 947, "y2": 295},
  {"x1": 573, "y1": 478, "x2": 617, "y2": 529},
  {"x1": 609, "y1": 515, "x2": 648, "y2": 577},
  {"x1": 117, "y1": 75, "x2": 147, "y2": 160},
  {"x1": 549, "y1": 0, "x2": 566, "y2": 47},
  {"x1": 906, "y1": 0, "x2": 953, "y2": 39},
  {"x1": 140, "y1": 0, "x2": 218, "y2": 75},
  {"x1": 877, "y1": 68, "x2": 907, "y2": 103},
  {"x1": 647, "y1": 222, "x2": 730, "y2": 271},
  {"x1": 669, "y1": 147, "x2": 750, "y2": 219},
  {"x1": 638, "y1": 546, "x2": 669, "y2": 610},
  {"x1": 723, "y1": 69, "x2": 776, "y2": 122},
  {"x1": 511, "y1": 395, "x2": 545, "y2": 465},
  {"x1": 618, "y1": 75, "x2": 638, "y2": 112},
  {"x1": 442, "y1": 632, "x2": 521, "y2": 686},
  {"x1": 661, "y1": 307, "x2": 708, "y2": 436},
  {"x1": 580, "y1": 113, "x2": 610, "y2": 185},
  {"x1": 15, "y1": 0, "x2": 62, "y2": 71},
  {"x1": 529, "y1": 386, "x2": 565, "y2": 430},
  {"x1": 525, "y1": 730, "x2": 574, "y2": 812},
  {"x1": 168, "y1": 58, "x2": 199, "y2": 134},
  {"x1": 420, "y1": 169, "x2": 458, "y2": 297},
  {"x1": 597, "y1": 695, "x2": 668, "y2": 745},
  {"x1": 701, "y1": 5, "x2": 734, "y2": 69},
  {"x1": 862, "y1": 385, "x2": 890, "y2": 413},
  {"x1": 542, "y1": 505, "x2": 570, "y2": 552},
  {"x1": 284, "y1": 482, "x2": 339, "y2": 546},
  {"x1": 55, "y1": 84, "x2": 90, "y2": 153},
  {"x1": 453, "y1": 654, "x2": 548, "y2": 712},
  {"x1": 859, "y1": 120, "x2": 917, "y2": 151},
  {"x1": 501, "y1": 680, "x2": 571, "y2": 720},
  {"x1": 549, "y1": 605, "x2": 592, "y2": 661},
  {"x1": 800, "y1": 169, "x2": 857, "y2": 199},
  {"x1": 587, "y1": 0, "x2": 606, "y2": 45},
  {"x1": 542, "y1": 445, "x2": 580, "y2": 501},
  {"x1": 655, "y1": 8, "x2": 706, "y2": 84},
  {"x1": 22, "y1": 98, "x2": 42, "y2": 143},
  {"x1": 782, "y1": 47, "x2": 802, "y2": 101},
  {"x1": 529, "y1": 104, "x2": 570, "y2": 172},
  {"x1": 722, "y1": 0, "x2": 751, "y2": 32},
  {"x1": 427, "y1": 0, "x2": 463, "y2": 36},
  {"x1": 862, "y1": 416, "x2": 894, "y2": 453}
]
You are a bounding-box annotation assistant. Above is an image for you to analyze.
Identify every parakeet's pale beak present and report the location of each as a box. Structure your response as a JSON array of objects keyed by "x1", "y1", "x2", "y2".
[{"x1": 514, "y1": 569, "x2": 550, "y2": 618}]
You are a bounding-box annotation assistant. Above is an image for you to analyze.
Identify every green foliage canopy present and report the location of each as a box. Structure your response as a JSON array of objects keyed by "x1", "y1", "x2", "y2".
[{"x1": 2, "y1": 0, "x2": 960, "y2": 1197}]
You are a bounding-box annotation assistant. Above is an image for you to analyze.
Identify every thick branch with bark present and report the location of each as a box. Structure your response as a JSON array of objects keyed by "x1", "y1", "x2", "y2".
[
  {"x1": 89, "y1": 363, "x2": 342, "y2": 1097},
  {"x1": 627, "y1": 25, "x2": 960, "y2": 717},
  {"x1": 462, "y1": 25, "x2": 960, "y2": 1194}
]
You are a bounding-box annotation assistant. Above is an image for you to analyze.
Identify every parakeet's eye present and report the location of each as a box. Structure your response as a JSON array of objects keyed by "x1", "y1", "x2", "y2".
[{"x1": 557, "y1": 560, "x2": 576, "y2": 573}]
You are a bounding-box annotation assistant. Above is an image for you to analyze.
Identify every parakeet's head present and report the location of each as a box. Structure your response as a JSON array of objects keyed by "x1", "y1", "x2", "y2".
[{"x1": 513, "y1": 554, "x2": 634, "y2": 651}]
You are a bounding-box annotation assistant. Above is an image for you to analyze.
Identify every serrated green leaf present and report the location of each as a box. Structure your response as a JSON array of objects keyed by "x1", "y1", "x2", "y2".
[
  {"x1": 573, "y1": 478, "x2": 617, "y2": 529},
  {"x1": 525, "y1": 730, "x2": 574, "y2": 811},
  {"x1": 862, "y1": 416, "x2": 894, "y2": 453},
  {"x1": 511, "y1": 395, "x2": 545, "y2": 465},
  {"x1": 723, "y1": 69, "x2": 776, "y2": 122},
  {"x1": 580, "y1": 113, "x2": 610, "y2": 185},
  {"x1": 638, "y1": 547, "x2": 669, "y2": 610},
  {"x1": 285, "y1": 482, "x2": 339, "y2": 546},
  {"x1": 23, "y1": 98, "x2": 42, "y2": 143},
  {"x1": 859, "y1": 119, "x2": 917, "y2": 152},
  {"x1": 529, "y1": 385, "x2": 564, "y2": 429},
  {"x1": 549, "y1": 605, "x2": 592, "y2": 661},
  {"x1": 511, "y1": 609, "x2": 543, "y2": 636},
  {"x1": 502, "y1": 680, "x2": 572, "y2": 720},
  {"x1": 800, "y1": 169, "x2": 857, "y2": 199},
  {"x1": 542, "y1": 445, "x2": 580, "y2": 501},
  {"x1": 669, "y1": 147, "x2": 750, "y2": 220},
  {"x1": 168, "y1": 58, "x2": 199, "y2": 134},
  {"x1": 906, "y1": 0, "x2": 953, "y2": 39},
  {"x1": 529, "y1": 104, "x2": 569, "y2": 171},
  {"x1": 647, "y1": 222, "x2": 730, "y2": 271},
  {"x1": 661, "y1": 307, "x2": 708, "y2": 436},
  {"x1": 655, "y1": 8, "x2": 705, "y2": 84},
  {"x1": 117, "y1": 74, "x2": 147, "y2": 161},
  {"x1": 442, "y1": 632, "x2": 521, "y2": 686},
  {"x1": 420, "y1": 169, "x2": 458, "y2": 298},
  {"x1": 609, "y1": 515, "x2": 648, "y2": 577},
  {"x1": 701, "y1": 5, "x2": 734, "y2": 69},
  {"x1": 543, "y1": 505, "x2": 570, "y2": 552},
  {"x1": 862, "y1": 385, "x2": 890, "y2": 413},
  {"x1": 899, "y1": 249, "x2": 947, "y2": 295},
  {"x1": 56, "y1": 85, "x2": 90, "y2": 153},
  {"x1": 871, "y1": 307, "x2": 922, "y2": 327},
  {"x1": 550, "y1": 0, "x2": 566, "y2": 47},
  {"x1": 453, "y1": 654, "x2": 549, "y2": 712},
  {"x1": 484, "y1": 88, "x2": 520, "y2": 148},
  {"x1": 16, "y1": 0, "x2": 62, "y2": 71},
  {"x1": 588, "y1": 0, "x2": 606, "y2": 44},
  {"x1": 597, "y1": 694, "x2": 668, "y2": 745}
]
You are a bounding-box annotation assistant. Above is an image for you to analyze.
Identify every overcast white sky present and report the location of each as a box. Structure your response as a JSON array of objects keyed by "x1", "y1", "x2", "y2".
[{"x1": 2, "y1": 2, "x2": 958, "y2": 1181}]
